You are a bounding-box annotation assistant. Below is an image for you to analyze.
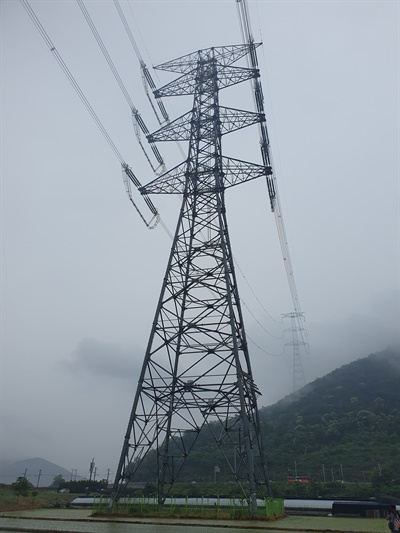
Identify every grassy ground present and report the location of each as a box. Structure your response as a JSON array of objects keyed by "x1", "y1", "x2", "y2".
[
  {"x1": 0, "y1": 486, "x2": 74, "y2": 511},
  {"x1": 93, "y1": 509, "x2": 283, "y2": 521}
]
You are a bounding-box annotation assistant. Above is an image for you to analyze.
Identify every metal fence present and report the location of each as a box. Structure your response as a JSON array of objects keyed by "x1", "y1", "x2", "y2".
[{"x1": 92, "y1": 495, "x2": 284, "y2": 519}]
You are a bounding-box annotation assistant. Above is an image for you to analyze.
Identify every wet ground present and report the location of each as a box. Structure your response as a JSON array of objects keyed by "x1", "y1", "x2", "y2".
[{"x1": 0, "y1": 508, "x2": 389, "y2": 532}]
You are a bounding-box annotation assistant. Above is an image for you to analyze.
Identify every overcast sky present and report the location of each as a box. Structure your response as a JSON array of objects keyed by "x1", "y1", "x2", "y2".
[{"x1": 1, "y1": 0, "x2": 399, "y2": 482}]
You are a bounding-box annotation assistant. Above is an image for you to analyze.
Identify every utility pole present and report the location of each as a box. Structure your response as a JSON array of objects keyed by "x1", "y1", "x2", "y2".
[
  {"x1": 89, "y1": 458, "x2": 95, "y2": 482},
  {"x1": 112, "y1": 44, "x2": 271, "y2": 517},
  {"x1": 36, "y1": 469, "x2": 42, "y2": 488}
]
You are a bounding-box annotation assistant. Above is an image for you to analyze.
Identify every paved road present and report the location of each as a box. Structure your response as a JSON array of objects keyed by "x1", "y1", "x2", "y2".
[
  {"x1": 0, "y1": 517, "x2": 285, "y2": 533},
  {"x1": 0, "y1": 509, "x2": 288, "y2": 533}
]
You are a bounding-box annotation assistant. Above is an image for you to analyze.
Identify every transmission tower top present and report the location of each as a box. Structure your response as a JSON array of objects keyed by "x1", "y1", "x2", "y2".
[{"x1": 139, "y1": 44, "x2": 275, "y2": 201}]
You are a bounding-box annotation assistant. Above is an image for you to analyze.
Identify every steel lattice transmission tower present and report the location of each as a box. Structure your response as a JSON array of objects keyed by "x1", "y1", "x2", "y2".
[
  {"x1": 113, "y1": 44, "x2": 272, "y2": 515},
  {"x1": 283, "y1": 312, "x2": 307, "y2": 393}
]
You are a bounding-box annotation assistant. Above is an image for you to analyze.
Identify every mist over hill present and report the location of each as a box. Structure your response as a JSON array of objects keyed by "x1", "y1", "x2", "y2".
[{"x1": 260, "y1": 347, "x2": 400, "y2": 482}]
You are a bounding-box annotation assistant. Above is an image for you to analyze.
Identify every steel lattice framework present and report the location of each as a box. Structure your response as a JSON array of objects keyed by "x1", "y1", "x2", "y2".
[{"x1": 113, "y1": 44, "x2": 272, "y2": 515}]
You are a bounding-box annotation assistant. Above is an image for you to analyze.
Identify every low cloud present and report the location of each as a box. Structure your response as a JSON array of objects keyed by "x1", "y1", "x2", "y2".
[
  {"x1": 64, "y1": 338, "x2": 142, "y2": 381},
  {"x1": 246, "y1": 289, "x2": 399, "y2": 406},
  {"x1": 308, "y1": 289, "x2": 399, "y2": 380}
]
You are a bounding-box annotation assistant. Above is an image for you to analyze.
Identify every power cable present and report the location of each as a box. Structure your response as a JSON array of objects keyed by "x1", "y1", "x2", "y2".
[
  {"x1": 21, "y1": 0, "x2": 124, "y2": 165},
  {"x1": 113, "y1": 0, "x2": 169, "y2": 126},
  {"x1": 81, "y1": 2, "x2": 275, "y2": 329},
  {"x1": 76, "y1": 0, "x2": 165, "y2": 174},
  {"x1": 113, "y1": 0, "x2": 186, "y2": 160},
  {"x1": 77, "y1": 0, "x2": 133, "y2": 109},
  {"x1": 236, "y1": 0, "x2": 310, "y2": 354},
  {"x1": 241, "y1": 299, "x2": 283, "y2": 339},
  {"x1": 125, "y1": 1, "x2": 162, "y2": 85},
  {"x1": 20, "y1": 0, "x2": 285, "y2": 359},
  {"x1": 247, "y1": 334, "x2": 284, "y2": 357},
  {"x1": 19, "y1": 0, "x2": 169, "y2": 233},
  {"x1": 252, "y1": 3, "x2": 311, "y2": 354},
  {"x1": 234, "y1": 259, "x2": 282, "y2": 324}
]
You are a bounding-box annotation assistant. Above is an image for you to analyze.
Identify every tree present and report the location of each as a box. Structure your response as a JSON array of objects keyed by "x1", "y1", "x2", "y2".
[
  {"x1": 50, "y1": 474, "x2": 65, "y2": 490},
  {"x1": 11, "y1": 476, "x2": 30, "y2": 502}
]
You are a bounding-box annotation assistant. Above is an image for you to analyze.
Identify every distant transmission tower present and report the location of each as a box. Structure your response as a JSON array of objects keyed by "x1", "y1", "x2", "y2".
[
  {"x1": 283, "y1": 312, "x2": 307, "y2": 392},
  {"x1": 112, "y1": 44, "x2": 272, "y2": 516}
]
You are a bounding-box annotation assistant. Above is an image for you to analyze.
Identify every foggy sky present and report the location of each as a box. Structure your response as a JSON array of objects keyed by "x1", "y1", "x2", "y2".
[{"x1": 1, "y1": 0, "x2": 398, "y2": 481}]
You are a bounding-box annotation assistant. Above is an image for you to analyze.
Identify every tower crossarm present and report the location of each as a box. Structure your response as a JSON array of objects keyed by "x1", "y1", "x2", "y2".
[
  {"x1": 222, "y1": 156, "x2": 272, "y2": 187},
  {"x1": 154, "y1": 43, "x2": 261, "y2": 74},
  {"x1": 219, "y1": 106, "x2": 264, "y2": 134},
  {"x1": 141, "y1": 156, "x2": 272, "y2": 195},
  {"x1": 148, "y1": 107, "x2": 263, "y2": 143},
  {"x1": 154, "y1": 64, "x2": 259, "y2": 98},
  {"x1": 147, "y1": 111, "x2": 192, "y2": 142}
]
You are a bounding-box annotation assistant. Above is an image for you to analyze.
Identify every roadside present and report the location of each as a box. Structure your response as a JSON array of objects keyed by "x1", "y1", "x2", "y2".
[
  {"x1": 0, "y1": 487, "x2": 73, "y2": 512},
  {"x1": 0, "y1": 508, "x2": 389, "y2": 532}
]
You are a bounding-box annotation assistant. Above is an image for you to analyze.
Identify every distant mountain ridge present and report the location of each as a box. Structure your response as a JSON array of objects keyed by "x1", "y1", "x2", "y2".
[{"x1": 0, "y1": 457, "x2": 78, "y2": 487}]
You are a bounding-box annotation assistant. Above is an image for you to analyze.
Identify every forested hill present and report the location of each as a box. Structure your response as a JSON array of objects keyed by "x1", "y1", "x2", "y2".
[
  {"x1": 135, "y1": 348, "x2": 399, "y2": 487},
  {"x1": 261, "y1": 347, "x2": 400, "y2": 483}
]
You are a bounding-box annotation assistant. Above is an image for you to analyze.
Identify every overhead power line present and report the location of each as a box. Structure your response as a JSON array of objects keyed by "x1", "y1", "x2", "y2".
[
  {"x1": 21, "y1": 0, "x2": 124, "y2": 165},
  {"x1": 20, "y1": 0, "x2": 162, "y2": 231},
  {"x1": 113, "y1": 0, "x2": 186, "y2": 160},
  {"x1": 234, "y1": 259, "x2": 282, "y2": 324},
  {"x1": 113, "y1": 0, "x2": 170, "y2": 126},
  {"x1": 76, "y1": 0, "x2": 165, "y2": 174},
  {"x1": 114, "y1": 0, "x2": 283, "y2": 339},
  {"x1": 236, "y1": 0, "x2": 310, "y2": 352},
  {"x1": 20, "y1": 0, "x2": 298, "y2": 354}
]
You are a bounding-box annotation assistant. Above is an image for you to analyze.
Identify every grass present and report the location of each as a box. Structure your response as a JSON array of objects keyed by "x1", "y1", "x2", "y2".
[
  {"x1": 96, "y1": 506, "x2": 281, "y2": 521},
  {"x1": 0, "y1": 486, "x2": 75, "y2": 511}
]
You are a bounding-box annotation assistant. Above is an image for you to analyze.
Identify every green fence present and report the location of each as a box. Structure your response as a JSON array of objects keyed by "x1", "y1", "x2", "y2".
[{"x1": 92, "y1": 495, "x2": 284, "y2": 519}]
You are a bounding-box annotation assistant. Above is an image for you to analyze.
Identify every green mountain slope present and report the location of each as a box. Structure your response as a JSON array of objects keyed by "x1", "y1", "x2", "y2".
[
  {"x1": 135, "y1": 347, "x2": 399, "y2": 489},
  {"x1": 260, "y1": 347, "x2": 400, "y2": 483}
]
